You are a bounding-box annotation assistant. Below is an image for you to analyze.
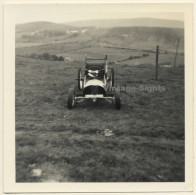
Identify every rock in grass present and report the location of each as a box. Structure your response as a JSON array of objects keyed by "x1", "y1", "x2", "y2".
[
  {"x1": 104, "y1": 129, "x2": 114, "y2": 137},
  {"x1": 96, "y1": 129, "x2": 114, "y2": 136},
  {"x1": 29, "y1": 163, "x2": 35, "y2": 168},
  {"x1": 31, "y1": 169, "x2": 42, "y2": 177}
]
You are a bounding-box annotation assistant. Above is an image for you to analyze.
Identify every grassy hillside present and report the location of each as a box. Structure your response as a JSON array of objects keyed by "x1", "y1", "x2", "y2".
[
  {"x1": 15, "y1": 54, "x2": 184, "y2": 182},
  {"x1": 15, "y1": 19, "x2": 185, "y2": 182}
]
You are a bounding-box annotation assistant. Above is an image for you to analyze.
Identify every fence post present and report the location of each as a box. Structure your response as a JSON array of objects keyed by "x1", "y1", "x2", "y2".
[
  {"x1": 155, "y1": 45, "x2": 159, "y2": 80},
  {"x1": 174, "y1": 38, "x2": 180, "y2": 68}
]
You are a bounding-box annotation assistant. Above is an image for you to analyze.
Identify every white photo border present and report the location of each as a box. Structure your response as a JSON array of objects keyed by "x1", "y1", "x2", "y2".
[{"x1": 3, "y1": 1, "x2": 194, "y2": 194}]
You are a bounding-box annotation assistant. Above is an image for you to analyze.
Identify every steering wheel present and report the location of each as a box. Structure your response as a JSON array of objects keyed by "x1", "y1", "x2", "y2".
[
  {"x1": 87, "y1": 66, "x2": 104, "y2": 79},
  {"x1": 88, "y1": 66, "x2": 103, "y2": 71}
]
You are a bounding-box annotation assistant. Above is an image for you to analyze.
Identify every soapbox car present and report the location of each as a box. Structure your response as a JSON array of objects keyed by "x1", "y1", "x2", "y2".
[{"x1": 67, "y1": 55, "x2": 121, "y2": 109}]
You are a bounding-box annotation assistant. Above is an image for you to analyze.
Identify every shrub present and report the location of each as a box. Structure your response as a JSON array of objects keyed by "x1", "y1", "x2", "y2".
[
  {"x1": 58, "y1": 56, "x2": 64, "y2": 61},
  {"x1": 29, "y1": 53, "x2": 64, "y2": 61},
  {"x1": 134, "y1": 55, "x2": 141, "y2": 59},
  {"x1": 43, "y1": 53, "x2": 50, "y2": 60},
  {"x1": 143, "y1": 53, "x2": 149, "y2": 57},
  {"x1": 50, "y1": 54, "x2": 58, "y2": 61},
  {"x1": 38, "y1": 54, "x2": 44, "y2": 60}
]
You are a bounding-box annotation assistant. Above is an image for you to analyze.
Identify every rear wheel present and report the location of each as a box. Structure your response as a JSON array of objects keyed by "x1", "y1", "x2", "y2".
[
  {"x1": 114, "y1": 90, "x2": 121, "y2": 109},
  {"x1": 111, "y1": 68, "x2": 115, "y2": 86},
  {"x1": 78, "y1": 68, "x2": 83, "y2": 90},
  {"x1": 67, "y1": 88, "x2": 75, "y2": 109}
]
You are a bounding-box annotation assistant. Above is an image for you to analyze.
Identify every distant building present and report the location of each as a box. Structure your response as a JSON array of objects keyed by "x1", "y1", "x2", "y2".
[
  {"x1": 70, "y1": 30, "x2": 78, "y2": 33},
  {"x1": 81, "y1": 29, "x2": 87, "y2": 33}
]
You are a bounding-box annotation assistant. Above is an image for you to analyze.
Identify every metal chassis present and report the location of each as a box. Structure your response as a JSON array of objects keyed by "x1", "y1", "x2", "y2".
[
  {"x1": 75, "y1": 55, "x2": 114, "y2": 104},
  {"x1": 75, "y1": 94, "x2": 114, "y2": 103}
]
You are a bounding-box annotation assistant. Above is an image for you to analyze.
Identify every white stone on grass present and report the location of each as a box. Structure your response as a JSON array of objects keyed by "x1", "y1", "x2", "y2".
[{"x1": 31, "y1": 169, "x2": 42, "y2": 177}]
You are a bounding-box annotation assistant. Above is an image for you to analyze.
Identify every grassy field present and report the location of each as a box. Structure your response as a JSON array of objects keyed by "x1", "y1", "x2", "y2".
[{"x1": 15, "y1": 40, "x2": 184, "y2": 182}]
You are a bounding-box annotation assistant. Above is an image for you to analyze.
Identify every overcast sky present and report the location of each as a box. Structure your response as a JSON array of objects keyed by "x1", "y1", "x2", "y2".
[{"x1": 5, "y1": 4, "x2": 184, "y2": 24}]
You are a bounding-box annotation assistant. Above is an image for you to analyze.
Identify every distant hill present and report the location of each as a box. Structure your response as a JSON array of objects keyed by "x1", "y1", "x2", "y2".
[
  {"x1": 67, "y1": 18, "x2": 184, "y2": 28},
  {"x1": 16, "y1": 21, "x2": 77, "y2": 32},
  {"x1": 107, "y1": 26, "x2": 184, "y2": 43},
  {"x1": 15, "y1": 20, "x2": 184, "y2": 52},
  {"x1": 16, "y1": 19, "x2": 184, "y2": 33},
  {"x1": 104, "y1": 26, "x2": 184, "y2": 52}
]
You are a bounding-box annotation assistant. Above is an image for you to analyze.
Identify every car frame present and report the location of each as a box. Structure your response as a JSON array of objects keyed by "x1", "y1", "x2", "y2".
[{"x1": 67, "y1": 55, "x2": 121, "y2": 109}]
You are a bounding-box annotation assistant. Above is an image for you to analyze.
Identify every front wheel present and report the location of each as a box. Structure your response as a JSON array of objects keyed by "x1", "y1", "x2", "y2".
[
  {"x1": 111, "y1": 68, "x2": 115, "y2": 86},
  {"x1": 67, "y1": 88, "x2": 75, "y2": 109},
  {"x1": 78, "y1": 68, "x2": 83, "y2": 90},
  {"x1": 114, "y1": 90, "x2": 121, "y2": 110}
]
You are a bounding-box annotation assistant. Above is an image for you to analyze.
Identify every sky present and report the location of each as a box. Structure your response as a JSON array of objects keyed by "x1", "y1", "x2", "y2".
[{"x1": 5, "y1": 3, "x2": 184, "y2": 24}]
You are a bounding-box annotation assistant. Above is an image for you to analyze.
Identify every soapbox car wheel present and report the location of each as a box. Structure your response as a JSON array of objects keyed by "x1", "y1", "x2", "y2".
[
  {"x1": 111, "y1": 68, "x2": 115, "y2": 86},
  {"x1": 78, "y1": 68, "x2": 83, "y2": 90},
  {"x1": 67, "y1": 88, "x2": 75, "y2": 109},
  {"x1": 114, "y1": 90, "x2": 121, "y2": 109}
]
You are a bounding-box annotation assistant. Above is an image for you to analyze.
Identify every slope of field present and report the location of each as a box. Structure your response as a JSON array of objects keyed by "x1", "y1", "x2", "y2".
[
  {"x1": 15, "y1": 45, "x2": 184, "y2": 182},
  {"x1": 15, "y1": 19, "x2": 185, "y2": 182}
]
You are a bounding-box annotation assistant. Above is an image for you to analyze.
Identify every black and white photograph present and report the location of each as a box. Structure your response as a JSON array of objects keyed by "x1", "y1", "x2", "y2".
[{"x1": 3, "y1": 1, "x2": 194, "y2": 193}]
